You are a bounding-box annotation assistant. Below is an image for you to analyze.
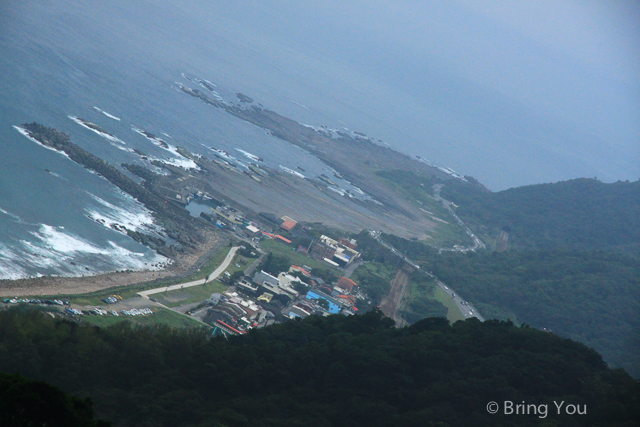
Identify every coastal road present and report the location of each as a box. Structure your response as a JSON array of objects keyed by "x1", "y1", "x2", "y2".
[
  {"x1": 138, "y1": 246, "x2": 239, "y2": 298},
  {"x1": 429, "y1": 274, "x2": 484, "y2": 321},
  {"x1": 368, "y1": 230, "x2": 484, "y2": 322},
  {"x1": 432, "y1": 184, "x2": 485, "y2": 252},
  {"x1": 369, "y1": 231, "x2": 421, "y2": 270}
]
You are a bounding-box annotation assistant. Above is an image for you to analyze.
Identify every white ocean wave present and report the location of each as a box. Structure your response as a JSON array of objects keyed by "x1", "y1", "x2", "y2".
[
  {"x1": 93, "y1": 106, "x2": 121, "y2": 121},
  {"x1": 69, "y1": 116, "x2": 127, "y2": 144},
  {"x1": 202, "y1": 145, "x2": 247, "y2": 169},
  {"x1": 69, "y1": 116, "x2": 136, "y2": 154},
  {"x1": 0, "y1": 224, "x2": 171, "y2": 280},
  {"x1": 0, "y1": 245, "x2": 29, "y2": 280},
  {"x1": 13, "y1": 125, "x2": 71, "y2": 160},
  {"x1": 132, "y1": 126, "x2": 198, "y2": 170},
  {"x1": 84, "y1": 192, "x2": 160, "y2": 235},
  {"x1": 0, "y1": 207, "x2": 21, "y2": 222},
  {"x1": 235, "y1": 148, "x2": 263, "y2": 162},
  {"x1": 327, "y1": 186, "x2": 346, "y2": 196},
  {"x1": 279, "y1": 165, "x2": 306, "y2": 178},
  {"x1": 289, "y1": 99, "x2": 309, "y2": 110}
]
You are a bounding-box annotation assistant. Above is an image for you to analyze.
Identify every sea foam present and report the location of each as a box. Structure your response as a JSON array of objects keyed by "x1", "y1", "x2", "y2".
[
  {"x1": 13, "y1": 125, "x2": 71, "y2": 160},
  {"x1": 131, "y1": 126, "x2": 198, "y2": 170},
  {"x1": 279, "y1": 165, "x2": 306, "y2": 178},
  {"x1": 93, "y1": 106, "x2": 121, "y2": 121}
]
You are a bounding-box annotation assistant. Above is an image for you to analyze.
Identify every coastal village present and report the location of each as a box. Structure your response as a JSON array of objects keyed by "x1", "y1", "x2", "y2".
[
  {"x1": 186, "y1": 203, "x2": 368, "y2": 336},
  {"x1": 2, "y1": 195, "x2": 372, "y2": 336}
]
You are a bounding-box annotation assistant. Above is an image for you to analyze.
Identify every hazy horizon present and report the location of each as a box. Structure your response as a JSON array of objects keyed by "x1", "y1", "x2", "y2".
[
  {"x1": 2, "y1": 0, "x2": 639, "y2": 190},
  {"x1": 169, "y1": 0, "x2": 640, "y2": 190}
]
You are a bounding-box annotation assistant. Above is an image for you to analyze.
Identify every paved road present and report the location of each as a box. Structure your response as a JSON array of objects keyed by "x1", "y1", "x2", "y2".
[
  {"x1": 138, "y1": 246, "x2": 239, "y2": 298},
  {"x1": 244, "y1": 251, "x2": 266, "y2": 277},
  {"x1": 370, "y1": 231, "x2": 421, "y2": 270},
  {"x1": 369, "y1": 230, "x2": 484, "y2": 322},
  {"x1": 433, "y1": 184, "x2": 485, "y2": 252},
  {"x1": 342, "y1": 260, "x2": 364, "y2": 279},
  {"x1": 426, "y1": 273, "x2": 484, "y2": 321}
]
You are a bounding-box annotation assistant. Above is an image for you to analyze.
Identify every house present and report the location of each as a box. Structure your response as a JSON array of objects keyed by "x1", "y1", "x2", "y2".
[
  {"x1": 280, "y1": 216, "x2": 297, "y2": 231},
  {"x1": 236, "y1": 279, "x2": 259, "y2": 294},
  {"x1": 306, "y1": 290, "x2": 341, "y2": 314},
  {"x1": 289, "y1": 302, "x2": 314, "y2": 319},
  {"x1": 310, "y1": 235, "x2": 360, "y2": 266},
  {"x1": 335, "y1": 277, "x2": 358, "y2": 294},
  {"x1": 335, "y1": 294, "x2": 357, "y2": 307},
  {"x1": 275, "y1": 234, "x2": 292, "y2": 244},
  {"x1": 254, "y1": 270, "x2": 279, "y2": 287},
  {"x1": 310, "y1": 241, "x2": 336, "y2": 261},
  {"x1": 289, "y1": 265, "x2": 311, "y2": 277},
  {"x1": 208, "y1": 293, "x2": 223, "y2": 305},
  {"x1": 244, "y1": 225, "x2": 261, "y2": 237},
  {"x1": 276, "y1": 272, "x2": 301, "y2": 297},
  {"x1": 257, "y1": 292, "x2": 273, "y2": 303}
]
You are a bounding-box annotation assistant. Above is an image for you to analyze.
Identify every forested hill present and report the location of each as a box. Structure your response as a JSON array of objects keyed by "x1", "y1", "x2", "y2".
[
  {"x1": 424, "y1": 249, "x2": 640, "y2": 378},
  {"x1": 1, "y1": 308, "x2": 639, "y2": 427},
  {"x1": 440, "y1": 178, "x2": 640, "y2": 254},
  {"x1": 0, "y1": 373, "x2": 111, "y2": 426}
]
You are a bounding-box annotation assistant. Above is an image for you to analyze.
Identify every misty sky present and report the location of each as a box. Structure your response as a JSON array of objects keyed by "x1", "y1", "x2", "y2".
[{"x1": 178, "y1": 0, "x2": 639, "y2": 189}]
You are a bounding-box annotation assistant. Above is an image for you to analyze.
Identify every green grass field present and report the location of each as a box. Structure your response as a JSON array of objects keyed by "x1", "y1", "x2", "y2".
[
  {"x1": 154, "y1": 280, "x2": 228, "y2": 308},
  {"x1": 78, "y1": 306, "x2": 206, "y2": 329},
  {"x1": 433, "y1": 286, "x2": 466, "y2": 323},
  {"x1": 259, "y1": 239, "x2": 339, "y2": 272},
  {"x1": 351, "y1": 262, "x2": 396, "y2": 283}
]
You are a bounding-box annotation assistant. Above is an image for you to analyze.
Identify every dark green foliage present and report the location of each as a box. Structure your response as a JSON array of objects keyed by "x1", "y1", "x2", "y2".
[
  {"x1": 440, "y1": 178, "x2": 640, "y2": 254},
  {"x1": 400, "y1": 271, "x2": 447, "y2": 323},
  {"x1": 229, "y1": 270, "x2": 244, "y2": 284},
  {"x1": 316, "y1": 298, "x2": 329, "y2": 310},
  {"x1": 381, "y1": 233, "x2": 438, "y2": 259},
  {"x1": 0, "y1": 372, "x2": 111, "y2": 426},
  {"x1": 258, "y1": 253, "x2": 290, "y2": 276},
  {"x1": 425, "y1": 250, "x2": 640, "y2": 377},
  {"x1": 353, "y1": 230, "x2": 397, "y2": 265},
  {"x1": 0, "y1": 308, "x2": 638, "y2": 427},
  {"x1": 236, "y1": 244, "x2": 258, "y2": 258},
  {"x1": 352, "y1": 268, "x2": 391, "y2": 305},
  {"x1": 311, "y1": 267, "x2": 338, "y2": 284}
]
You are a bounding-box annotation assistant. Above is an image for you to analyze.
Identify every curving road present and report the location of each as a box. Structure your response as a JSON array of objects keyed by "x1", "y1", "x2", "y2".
[
  {"x1": 432, "y1": 184, "x2": 485, "y2": 252},
  {"x1": 138, "y1": 246, "x2": 239, "y2": 298}
]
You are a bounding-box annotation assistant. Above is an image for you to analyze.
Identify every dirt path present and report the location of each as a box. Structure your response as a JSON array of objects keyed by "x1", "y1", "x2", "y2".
[{"x1": 378, "y1": 264, "x2": 413, "y2": 326}]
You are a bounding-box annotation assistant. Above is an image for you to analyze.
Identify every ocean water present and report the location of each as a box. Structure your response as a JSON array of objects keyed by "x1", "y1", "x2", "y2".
[
  {"x1": 2, "y1": 1, "x2": 636, "y2": 279},
  {"x1": 0, "y1": 1, "x2": 369, "y2": 279}
]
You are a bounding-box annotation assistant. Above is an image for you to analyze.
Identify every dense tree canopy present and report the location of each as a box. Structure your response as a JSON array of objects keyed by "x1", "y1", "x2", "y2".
[
  {"x1": 0, "y1": 372, "x2": 111, "y2": 426},
  {"x1": 0, "y1": 308, "x2": 638, "y2": 427},
  {"x1": 440, "y1": 177, "x2": 640, "y2": 254},
  {"x1": 424, "y1": 250, "x2": 640, "y2": 377}
]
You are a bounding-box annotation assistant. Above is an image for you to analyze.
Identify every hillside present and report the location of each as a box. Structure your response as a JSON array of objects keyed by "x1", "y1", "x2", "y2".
[
  {"x1": 440, "y1": 178, "x2": 640, "y2": 254},
  {"x1": 0, "y1": 372, "x2": 110, "y2": 426},
  {"x1": 0, "y1": 308, "x2": 638, "y2": 427},
  {"x1": 424, "y1": 249, "x2": 640, "y2": 378}
]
